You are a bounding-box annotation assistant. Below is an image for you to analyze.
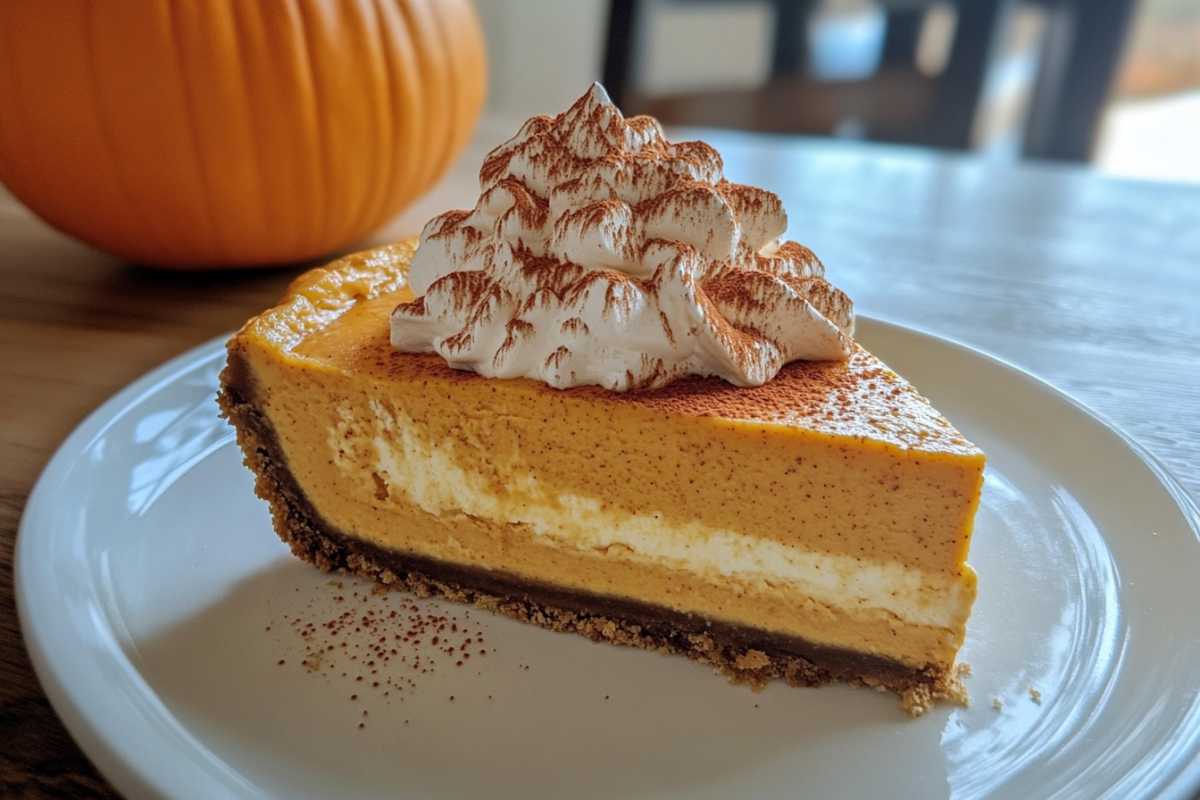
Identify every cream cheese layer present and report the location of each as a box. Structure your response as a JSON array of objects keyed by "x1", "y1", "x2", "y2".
[{"x1": 327, "y1": 399, "x2": 973, "y2": 631}]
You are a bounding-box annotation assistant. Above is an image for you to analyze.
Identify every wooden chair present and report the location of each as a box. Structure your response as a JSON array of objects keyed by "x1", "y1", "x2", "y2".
[
  {"x1": 603, "y1": 0, "x2": 1134, "y2": 159},
  {"x1": 1021, "y1": 0, "x2": 1136, "y2": 161}
]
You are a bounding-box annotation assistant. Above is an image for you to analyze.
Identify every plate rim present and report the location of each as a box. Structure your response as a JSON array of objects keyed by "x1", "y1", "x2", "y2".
[
  {"x1": 16, "y1": 334, "x2": 236, "y2": 800},
  {"x1": 15, "y1": 319, "x2": 1200, "y2": 799}
]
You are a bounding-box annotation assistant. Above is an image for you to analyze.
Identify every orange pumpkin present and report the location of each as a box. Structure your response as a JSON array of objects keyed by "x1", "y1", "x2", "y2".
[{"x1": 0, "y1": 0, "x2": 486, "y2": 268}]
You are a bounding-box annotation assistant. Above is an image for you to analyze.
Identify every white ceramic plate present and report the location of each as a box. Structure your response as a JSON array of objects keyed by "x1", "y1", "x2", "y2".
[{"x1": 17, "y1": 318, "x2": 1200, "y2": 800}]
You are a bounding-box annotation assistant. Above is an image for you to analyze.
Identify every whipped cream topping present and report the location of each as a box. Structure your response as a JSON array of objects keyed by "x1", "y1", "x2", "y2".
[{"x1": 391, "y1": 83, "x2": 854, "y2": 391}]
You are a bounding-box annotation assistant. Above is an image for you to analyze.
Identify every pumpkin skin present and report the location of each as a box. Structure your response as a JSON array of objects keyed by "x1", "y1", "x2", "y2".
[{"x1": 0, "y1": 0, "x2": 486, "y2": 268}]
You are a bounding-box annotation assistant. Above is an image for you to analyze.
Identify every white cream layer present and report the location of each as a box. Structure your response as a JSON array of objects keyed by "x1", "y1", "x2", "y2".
[{"x1": 329, "y1": 400, "x2": 969, "y2": 629}]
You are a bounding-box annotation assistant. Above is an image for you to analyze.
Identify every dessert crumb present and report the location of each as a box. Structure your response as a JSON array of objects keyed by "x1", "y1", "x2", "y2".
[
  {"x1": 899, "y1": 663, "x2": 969, "y2": 717},
  {"x1": 733, "y1": 649, "x2": 771, "y2": 671},
  {"x1": 991, "y1": 697, "x2": 1003, "y2": 711},
  {"x1": 1028, "y1": 686, "x2": 1042, "y2": 704}
]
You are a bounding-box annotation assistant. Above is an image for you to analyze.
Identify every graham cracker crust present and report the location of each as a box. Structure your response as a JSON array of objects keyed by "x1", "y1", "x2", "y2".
[{"x1": 218, "y1": 360, "x2": 966, "y2": 716}]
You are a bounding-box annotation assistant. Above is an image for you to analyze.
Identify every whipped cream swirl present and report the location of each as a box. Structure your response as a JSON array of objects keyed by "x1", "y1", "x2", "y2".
[{"x1": 391, "y1": 83, "x2": 854, "y2": 391}]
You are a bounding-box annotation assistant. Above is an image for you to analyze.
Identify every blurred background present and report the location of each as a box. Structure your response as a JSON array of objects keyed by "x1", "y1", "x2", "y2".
[{"x1": 477, "y1": 0, "x2": 1200, "y2": 184}]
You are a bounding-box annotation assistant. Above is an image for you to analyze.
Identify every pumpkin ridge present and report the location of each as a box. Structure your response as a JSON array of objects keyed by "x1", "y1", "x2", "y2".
[
  {"x1": 10, "y1": 7, "x2": 141, "y2": 257},
  {"x1": 329, "y1": 0, "x2": 368, "y2": 249},
  {"x1": 342, "y1": 0, "x2": 389, "y2": 250},
  {"x1": 0, "y1": 9, "x2": 54, "y2": 235},
  {"x1": 378, "y1": 0, "x2": 424, "y2": 218},
  {"x1": 398, "y1": 0, "x2": 444, "y2": 200},
  {"x1": 0, "y1": 7, "x2": 27, "y2": 199},
  {"x1": 224, "y1": 1, "x2": 273, "y2": 258},
  {"x1": 79, "y1": 5, "x2": 147, "y2": 257},
  {"x1": 291, "y1": 0, "x2": 332, "y2": 257},
  {"x1": 352, "y1": 0, "x2": 394, "y2": 247},
  {"x1": 164, "y1": 0, "x2": 227, "y2": 263},
  {"x1": 272, "y1": 0, "x2": 324, "y2": 261},
  {"x1": 88, "y1": 2, "x2": 181, "y2": 261},
  {"x1": 426, "y1": 0, "x2": 458, "y2": 186}
]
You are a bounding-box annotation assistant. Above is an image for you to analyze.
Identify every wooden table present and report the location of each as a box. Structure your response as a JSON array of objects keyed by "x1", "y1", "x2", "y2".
[{"x1": 3, "y1": 118, "x2": 1198, "y2": 796}]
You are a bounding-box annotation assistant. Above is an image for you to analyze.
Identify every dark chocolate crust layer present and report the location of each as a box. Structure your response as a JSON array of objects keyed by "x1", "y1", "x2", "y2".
[{"x1": 218, "y1": 357, "x2": 966, "y2": 715}]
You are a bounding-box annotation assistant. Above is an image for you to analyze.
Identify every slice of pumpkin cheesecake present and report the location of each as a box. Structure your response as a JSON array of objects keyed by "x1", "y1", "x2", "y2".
[
  {"x1": 219, "y1": 86, "x2": 984, "y2": 713},
  {"x1": 220, "y1": 241, "x2": 983, "y2": 714}
]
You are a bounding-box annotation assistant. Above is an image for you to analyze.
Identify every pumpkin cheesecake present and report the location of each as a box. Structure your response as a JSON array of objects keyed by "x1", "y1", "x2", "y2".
[{"x1": 219, "y1": 85, "x2": 984, "y2": 713}]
